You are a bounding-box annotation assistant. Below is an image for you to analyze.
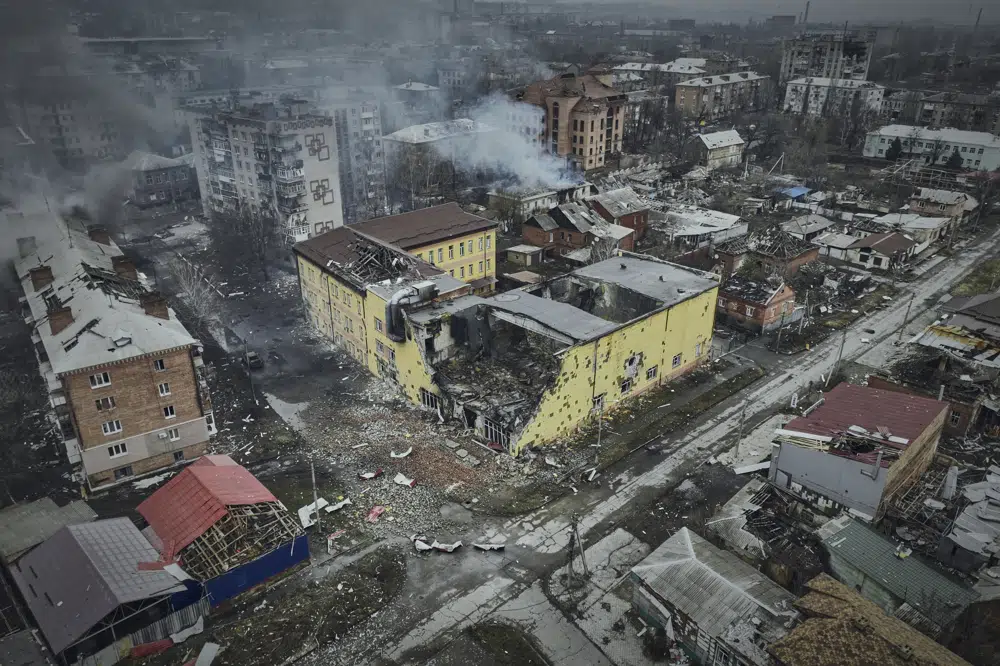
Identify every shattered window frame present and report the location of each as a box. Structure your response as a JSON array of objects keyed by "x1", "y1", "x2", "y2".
[
  {"x1": 646, "y1": 366, "x2": 658, "y2": 381},
  {"x1": 672, "y1": 354, "x2": 682, "y2": 369},
  {"x1": 620, "y1": 378, "x2": 633, "y2": 394}
]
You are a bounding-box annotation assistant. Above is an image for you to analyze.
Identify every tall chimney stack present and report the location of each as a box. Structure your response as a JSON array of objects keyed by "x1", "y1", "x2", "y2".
[
  {"x1": 29, "y1": 265, "x2": 54, "y2": 291},
  {"x1": 140, "y1": 292, "x2": 169, "y2": 320},
  {"x1": 48, "y1": 306, "x2": 74, "y2": 335},
  {"x1": 112, "y1": 255, "x2": 138, "y2": 281},
  {"x1": 87, "y1": 225, "x2": 111, "y2": 245}
]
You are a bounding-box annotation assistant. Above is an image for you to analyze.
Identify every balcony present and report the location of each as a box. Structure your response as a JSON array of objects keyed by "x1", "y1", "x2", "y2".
[
  {"x1": 275, "y1": 167, "x2": 305, "y2": 182},
  {"x1": 276, "y1": 182, "x2": 306, "y2": 197}
]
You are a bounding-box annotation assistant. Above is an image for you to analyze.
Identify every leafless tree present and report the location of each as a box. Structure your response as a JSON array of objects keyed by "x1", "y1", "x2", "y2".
[
  {"x1": 491, "y1": 188, "x2": 524, "y2": 234},
  {"x1": 169, "y1": 258, "x2": 221, "y2": 329},
  {"x1": 589, "y1": 233, "x2": 621, "y2": 263},
  {"x1": 208, "y1": 204, "x2": 279, "y2": 282}
]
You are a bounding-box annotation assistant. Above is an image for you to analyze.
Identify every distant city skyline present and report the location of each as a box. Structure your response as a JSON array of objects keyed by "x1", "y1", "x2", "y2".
[{"x1": 545, "y1": 0, "x2": 993, "y2": 26}]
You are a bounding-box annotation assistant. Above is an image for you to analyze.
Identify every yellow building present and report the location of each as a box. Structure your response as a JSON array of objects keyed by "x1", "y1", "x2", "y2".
[
  {"x1": 296, "y1": 221, "x2": 719, "y2": 455},
  {"x1": 352, "y1": 202, "x2": 498, "y2": 293}
]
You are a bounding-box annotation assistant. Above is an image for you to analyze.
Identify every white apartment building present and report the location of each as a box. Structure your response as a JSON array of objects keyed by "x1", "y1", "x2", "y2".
[
  {"x1": 863, "y1": 125, "x2": 1000, "y2": 171},
  {"x1": 320, "y1": 93, "x2": 389, "y2": 224},
  {"x1": 188, "y1": 99, "x2": 344, "y2": 244},
  {"x1": 782, "y1": 78, "x2": 885, "y2": 116},
  {"x1": 779, "y1": 31, "x2": 875, "y2": 84}
]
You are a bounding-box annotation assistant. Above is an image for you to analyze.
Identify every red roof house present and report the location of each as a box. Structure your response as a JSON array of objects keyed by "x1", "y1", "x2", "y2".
[{"x1": 138, "y1": 455, "x2": 304, "y2": 603}]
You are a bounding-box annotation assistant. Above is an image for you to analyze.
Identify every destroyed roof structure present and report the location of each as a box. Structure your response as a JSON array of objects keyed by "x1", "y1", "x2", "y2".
[
  {"x1": 717, "y1": 227, "x2": 815, "y2": 260},
  {"x1": 9, "y1": 518, "x2": 185, "y2": 657},
  {"x1": 138, "y1": 455, "x2": 306, "y2": 598},
  {"x1": 516, "y1": 72, "x2": 624, "y2": 106},
  {"x1": 939, "y1": 465, "x2": 1000, "y2": 573},
  {"x1": 817, "y1": 516, "x2": 977, "y2": 636},
  {"x1": 586, "y1": 186, "x2": 648, "y2": 219},
  {"x1": 719, "y1": 275, "x2": 786, "y2": 307},
  {"x1": 382, "y1": 118, "x2": 495, "y2": 144},
  {"x1": 768, "y1": 574, "x2": 972, "y2": 666},
  {"x1": 782, "y1": 214, "x2": 835, "y2": 240},
  {"x1": 0, "y1": 498, "x2": 96, "y2": 565},
  {"x1": 655, "y1": 203, "x2": 746, "y2": 246},
  {"x1": 630, "y1": 527, "x2": 799, "y2": 666},
  {"x1": 13, "y1": 218, "x2": 198, "y2": 376},
  {"x1": 122, "y1": 150, "x2": 189, "y2": 172}
]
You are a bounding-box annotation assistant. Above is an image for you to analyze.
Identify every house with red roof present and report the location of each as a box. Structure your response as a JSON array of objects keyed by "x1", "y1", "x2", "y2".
[
  {"x1": 768, "y1": 384, "x2": 949, "y2": 521},
  {"x1": 138, "y1": 455, "x2": 306, "y2": 605}
]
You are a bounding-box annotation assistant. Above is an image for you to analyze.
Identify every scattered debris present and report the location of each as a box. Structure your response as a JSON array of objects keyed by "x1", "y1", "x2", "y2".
[
  {"x1": 351, "y1": 442, "x2": 370, "y2": 450},
  {"x1": 358, "y1": 469, "x2": 384, "y2": 481},
  {"x1": 325, "y1": 497, "x2": 352, "y2": 513},
  {"x1": 545, "y1": 456, "x2": 564, "y2": 468},
  {"x1": 431, "y1": 540, "x2": 463, "y2": 553},
  {"x1": 366, "y1": 506, "x2": 387, "y2": 523},
  {"x1": 393, "y1": 472, "x2": 416, "y2": 488},
  {"x1": 472, "y1": 542, "x2": 506, "y2": 551},
  {"x1": 390, "y1": 447, "x2": 413, "y2": 459},
  {"x1": 297, "y1": 498, "x2": 329, "y2": 528}
]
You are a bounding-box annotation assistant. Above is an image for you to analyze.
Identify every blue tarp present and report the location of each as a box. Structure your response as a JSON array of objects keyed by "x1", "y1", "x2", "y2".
[
  {"x1": 776, "y1": 186, "x2": 811, "y2": 199},
  {"x1": 202, "y1": 534, "x2": 309, "y2": 606}
]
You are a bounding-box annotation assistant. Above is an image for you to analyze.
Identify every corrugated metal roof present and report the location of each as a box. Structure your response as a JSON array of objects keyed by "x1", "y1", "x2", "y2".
[
  {"x1": 784, "y1": 383, "x2": 947, "y2": 443},
  {"x1": 821, "y1": 518, "x2": 977, "y2": 628},
  {"x1": 138, "y1": 455, "x2": 276, "y2": 558},
  {"x1": 631, "y1": 528, "x2": 797, "y2": 665},
  {"x1": 9, "y1": 519, "x2": 182, "y2": 655}
]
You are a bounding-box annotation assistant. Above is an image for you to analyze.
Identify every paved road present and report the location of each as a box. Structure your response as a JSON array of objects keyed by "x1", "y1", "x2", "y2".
[{"x1": 311, "y1": 225, "x2": 1000, "y2": 665}]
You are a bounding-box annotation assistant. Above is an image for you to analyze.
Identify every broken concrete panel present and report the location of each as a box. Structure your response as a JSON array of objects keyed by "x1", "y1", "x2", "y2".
[{"x1": 455, "y1": 448, "x2": 469, "y2": 459}]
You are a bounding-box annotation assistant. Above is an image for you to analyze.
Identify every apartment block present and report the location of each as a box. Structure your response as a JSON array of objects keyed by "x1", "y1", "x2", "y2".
[
  {"x1": 782, "y1": 77, "x2": 885, "y2": 116},
  {"x1": 515, "y1": 73, "x2": 627, "y2": 172},
  {"x1": 187, "y1": 98, "x2": 344, "y2": 244},
  {"x1": 863, "y1": 125, "x2": 1000, "y2": 171},
  {"x1": 321, "y1": 93, "x2": 388, "y2": 224},
  {"x1": 14, "y1": 216, "x2": 214, "y2": 490},
  {"x1": 779, "y1": 31, "x2": 875, "y2": 84},
  {"x1": 675, "y1": 72, "x2": 771, "y2": 120}
]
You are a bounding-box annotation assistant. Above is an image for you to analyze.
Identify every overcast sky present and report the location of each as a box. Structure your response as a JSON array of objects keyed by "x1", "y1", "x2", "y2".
[{"x1": 556, "y1": 0, "x2": 994, "y2": 25}]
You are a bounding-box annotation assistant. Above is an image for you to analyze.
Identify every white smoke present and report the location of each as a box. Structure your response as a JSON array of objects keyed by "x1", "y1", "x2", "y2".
[{"x1": 448, "y1": 94, "x2": 581, "y2": 191}]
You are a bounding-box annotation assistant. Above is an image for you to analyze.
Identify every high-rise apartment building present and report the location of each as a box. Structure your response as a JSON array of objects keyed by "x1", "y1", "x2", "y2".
[
  {"x1": 319, "y1": 92, "x2": 388, "y2": 224},
  {"x1": 675, "y1": 72, "x2": 771, "y2": 120},
  {"x1": 187, "y1": 98, "x2": 344, "y2": 244},
  {"x1": 779, "y1": 31, "x2": 875, "y2": 84}
]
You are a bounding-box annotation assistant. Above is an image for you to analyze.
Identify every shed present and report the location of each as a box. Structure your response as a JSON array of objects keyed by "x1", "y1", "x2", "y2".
[{"x1": 505, "y1": 244, "x2": 544, "y2": 267}]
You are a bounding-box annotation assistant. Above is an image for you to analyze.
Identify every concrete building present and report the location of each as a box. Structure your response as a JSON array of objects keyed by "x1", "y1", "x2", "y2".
[
  {"x1": 295, "y1": 236, "x2": 718, "y2": 454},
  {"x1": 871, "y1": 213, "x2": 954, "y2": 253},
  {"x1": 769, "y1": 574, "x2": 973, "y2": 666},
  {"x1": 610, "y1": 62, "x2": 708, "y2": 92},
  {"x1": 917, "y1": 92, "x2": 1000, "y2": 135},
  {"x1": 674, "y1": 72, "x2": 771, "y2": 120},
  {"x1": 122, "y1": 151, "x2": 198, "y2": 208},
  {"x1": 630, "y1": 527, "x2": 799, "y2": 666},
  {"x1": 769, "y1": 383, "x2": 949, "y2": 520},
  {"x1": 187, "y1": 98, "x2": 343, "y2": 244},
  {"x1": 909, "y1": 188, "x2": 978, "y2": 224},
  {"x1": 845, "y1": 232, "x2": 918, "y2": 270},
  {"x1": 320, "y1": 92, "x2": 388, "y2": 224},
  {"x1": 487, "y1": 181, "x2": 594, "y2": 225},
  {"x1": 782, "y1": 214, "x2": 835, "y2": 242},
  {"x1": 690, "y1": 129, "x2": 745, "y2": 170},
  {"x1": 714, "y1": 228, "x2": 819, "y2": 279},
  {"x1": 779, "y1": 31, "x2": 875, "y2": 84},
  {"x1": 782, "y1": 78, "x2": 885, "y2": 116},
  {"x1": 863, "y1": 125, "x2": 1000, "y2": 171},
  {"x1": 880, "y1": 89, "x2": 926, "y2": 124},
  {"x1": 14, "y1": 217, "x2": 215, "y2": 490},
  {"x1": 717, "y1": 278, "x2": 799, "y2": 333},
  {"x1": 660, "y1": 205, "x2": 747, "y2": 249},
  {"x1": 515, "y1": 73, "x2": 627, "y2": 171}
]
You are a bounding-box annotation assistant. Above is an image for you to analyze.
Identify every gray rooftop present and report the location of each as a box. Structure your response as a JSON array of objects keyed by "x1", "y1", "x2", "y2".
[
  {"x1": 631, "y1": 528, "x2": 798, "y2": 665},
  {"x1": 0, "y1": 630, "x2": 50, "y2": 666},
  {"x1": 0, "y1": 498, "x2": 97, "y2": 564},
  {"x1": 488, "y1": 291, "x2": 617, "y2": 344},
  {"x1": 573, "y1": 255, "x2": 718, "y2": 308},
  {"x1": 820, "y1": 517, "x2": 977, "y2": 629},
  {"x1": 10, "y1": 518, "x2": 184, "y2": 654}
]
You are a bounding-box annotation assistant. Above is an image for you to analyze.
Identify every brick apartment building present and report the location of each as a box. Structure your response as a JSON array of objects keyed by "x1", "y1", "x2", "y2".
[
  {"x1": 717, "y1": 277, "x2": 799, "y2": 333},
  {"x1": 15, "y1": 217, "x2": 215, "y2": 490},
  {"x1": 523, "y1": 202, "x2": 634, "y2": 258},
  {"x1": 586, "y1": 187, "x2": 650, "y2": 240},
  {"x1": 675, "y1": 72, "x2": 771, "y2": 120}
]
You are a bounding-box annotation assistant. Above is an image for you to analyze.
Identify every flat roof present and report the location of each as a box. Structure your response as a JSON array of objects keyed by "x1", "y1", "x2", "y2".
[
  {"x1": 572, "y1": 255, "x2": 718, "y2": 308},
  {"x1": 488, "y1": 291, "x2": 617, "y2": 343},
  {"x1": 871, "y1": 125, "x2": 1000, "y2": 147},
  {"x1": 677, "y1": 71, "x2": 768, "y2": 87},
  {"x1": 698, "y1": 129, "x2": 744, "y2": 149},
  {"x1": 383, "y1": 119, "x2": 495, "y2": 144},
  {"x1": 506, "y1": 244, "x2": 545, "y2": 253}
]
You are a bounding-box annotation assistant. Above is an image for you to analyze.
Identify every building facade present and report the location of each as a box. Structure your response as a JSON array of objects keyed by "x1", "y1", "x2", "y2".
[
  {"x1": 14, "y1": 220, "x2": 214, "y2": 490},
  {"x1": 782, "y1": 77, "x2": 885, "y2": 116},
  {"x1": 322, "y1": 94, "x2": 388, "y2": 224},
  {"x1": 123, "y1": 151, "x2": 198, "y2": 207},
  {"x1": 691, "y1": 129, "x2": 745, "y2": 170},
  {"x1": 515, "y1": 73, "x2": 627, "y2": 171},
  {"x1": 674, "y1": 72, "x2": 771, "y2": 120},
  {"x1": 779, "y1": 31, "x2": 875, "y2": 84},
  {"x1": 717, "y1": 278, "x2": 798, "y2": 333},
  {"x1": 863, "y1": 125, "x2": 1000, "y2": 171},
  {"x1": 187, "y1": 98, "x2": 344, "y2": 244}
]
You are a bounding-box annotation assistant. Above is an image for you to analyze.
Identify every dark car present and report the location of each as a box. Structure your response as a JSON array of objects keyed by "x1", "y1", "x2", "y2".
[{"x1": 244, "y1": 350, "x2": 264, "y2": 369}]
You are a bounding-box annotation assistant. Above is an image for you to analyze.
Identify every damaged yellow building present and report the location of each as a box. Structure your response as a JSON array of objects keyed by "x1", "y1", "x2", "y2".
[{"x1": 295, "y1": 215, "x2": 719, "y2": 454}]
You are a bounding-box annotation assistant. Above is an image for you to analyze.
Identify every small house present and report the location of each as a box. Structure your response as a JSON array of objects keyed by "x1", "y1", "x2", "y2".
[
  {"x1": 690, "y1": 129, "x2": 745, "y2": 170},
  {"x1": 717, "y1": 277, "x2": 799, "y2": 333}
]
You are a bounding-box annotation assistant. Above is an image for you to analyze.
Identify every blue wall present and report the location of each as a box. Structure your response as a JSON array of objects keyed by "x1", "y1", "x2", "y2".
[{"x1": 203, "y1": 535, "x2": 310, "y2": 606}]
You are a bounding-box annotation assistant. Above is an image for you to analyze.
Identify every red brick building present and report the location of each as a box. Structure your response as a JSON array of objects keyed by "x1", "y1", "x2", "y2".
[
  {"x1": 715, "y1": 228, "x2": 819, "y2": 279},
  {"x1": 587, "y1": 187, "x2": 650, "y2": 240},
  {"x1": 15, "y1": 221, "x2": 214, "y2": 490},
  {"x1": 717, "y1": 277, "x2": 798, "y2": 332},
  {"x1": 523, "y1": 202, "x2": 634, "y2": 259}
]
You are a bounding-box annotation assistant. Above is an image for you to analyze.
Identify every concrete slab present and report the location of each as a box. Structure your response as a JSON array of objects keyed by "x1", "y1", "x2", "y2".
[
  {"x1": 455, "y1": 449, "x2": 469, "y2": 459},
  {"x1": 445, "y1": 439, "x2": 461, "y2": 449}
]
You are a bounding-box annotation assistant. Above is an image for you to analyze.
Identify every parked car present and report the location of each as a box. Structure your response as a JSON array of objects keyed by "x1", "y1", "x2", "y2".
[{"x1": 244, "y1": 350, "x2": 264, "y2": 369}]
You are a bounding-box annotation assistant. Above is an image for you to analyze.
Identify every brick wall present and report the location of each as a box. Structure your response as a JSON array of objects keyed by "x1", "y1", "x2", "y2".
[
  {"x1": 522, "y1": 225, "x2": 587, "y2": 255},
  {"x1": 66, "y1": 347, "x2": 203, "y2": 451},
  {"x1": 88, "y1": 440, "x2": 208, "y2": 487}
]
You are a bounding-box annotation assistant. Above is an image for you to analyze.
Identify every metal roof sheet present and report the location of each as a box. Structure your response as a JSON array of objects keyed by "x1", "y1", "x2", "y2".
[
  {"x1": 820, "y1": 518, "x2": 977, "y2": 628},
  {"x1": 138, "y1": 455, "x2": 276, "y2": 558},
  {"x1": 10, "y1": 519, "x2": 182, "y2": 655},
  {"x1": 631, "y1": 528, "x2": 797, "y2": 665},
  {"x1": 0, "y1": 498, "x2": 97, "y2": 564},
  {"x1": 784, "y1": 383, "x2": 947, "y2": 443}
]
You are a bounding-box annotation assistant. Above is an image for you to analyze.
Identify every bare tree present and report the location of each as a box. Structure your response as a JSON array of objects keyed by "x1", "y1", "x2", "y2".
[
  {"x1": 589, "y1": 232, "x2": 620, "y2": 263},
  {"x1": 208, "y1": 204, "x2": 279, "y2": 282},
  {"x1": 491, "y1": 188, "x2": 524, "y2": 234},
  {"x1": 169, "y1": 257, "x2": 221, "y2": 329}
]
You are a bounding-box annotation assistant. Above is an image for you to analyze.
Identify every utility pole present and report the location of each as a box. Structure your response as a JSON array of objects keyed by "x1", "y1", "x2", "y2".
[
  {"x1": 572, "y1": 513, "x2": 589, "y2": 577},
  {"x1": 799, "y1": 293, "x2": 809, "y2": 334},
  {"x1": 310, "y1": 459, "x2": 320, "y2": 563},
  {"x1": 735, "y1": 399, "x2": 749, "y2": 460},
  {"x1": 897, "y1": 293, "x2": 915, "y2": 344},
  {"x1": 827, "y1": 329, "x2": 848, "y2": 388}
]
